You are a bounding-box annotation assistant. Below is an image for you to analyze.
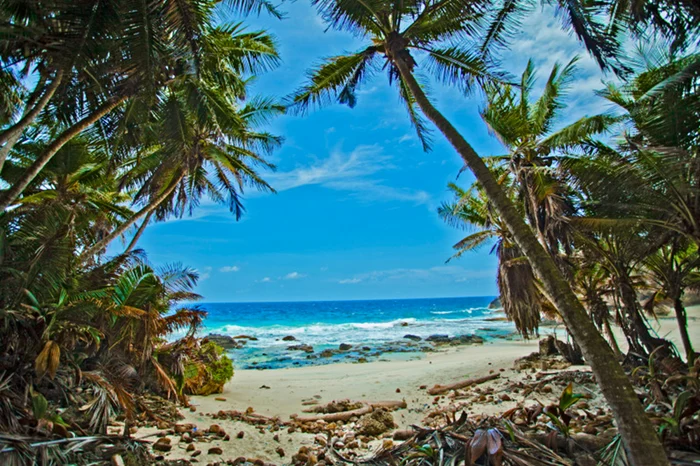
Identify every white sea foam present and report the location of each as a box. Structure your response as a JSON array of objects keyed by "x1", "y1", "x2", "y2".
[
  {"x1": 200, "y1": 314, "x2": 513, "y2": 349},
  {"x1": 430, "y1": 308, "x2": 476, "y2": 315}
]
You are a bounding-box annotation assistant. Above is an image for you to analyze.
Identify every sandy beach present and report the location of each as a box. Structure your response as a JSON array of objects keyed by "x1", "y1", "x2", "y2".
[{"x1": 137, "y1": 305, "x2": 700, "y2": 463}]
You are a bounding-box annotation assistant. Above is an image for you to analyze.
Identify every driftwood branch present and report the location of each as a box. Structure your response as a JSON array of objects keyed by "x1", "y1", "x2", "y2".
[
  {"x1": 302, "y1": 399, "x2": 407, "y2": 414},
  {"x1": 427, "y1": 373, "x2": 499, "y2": 395},
  {"x1": 367, "y1": 400, "x2": 407, "y2": 410},
  {"x1": 293, "y1": 404, "x2": 373, "y2": 423}
]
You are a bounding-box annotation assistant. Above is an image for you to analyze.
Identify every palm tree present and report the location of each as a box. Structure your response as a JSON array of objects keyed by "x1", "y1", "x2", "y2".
[
  {"x1": 573, "y1": 261, "x2": 623, "y2": 357},
  {"x1": 644, "y1": 240, "x2": 700, "y2": 365},
  {"x1": 292, "y1": 0, "x2": 667, "y2": 459},
  {"x1": 79, "y1": 25, "x2": 282, "y2": 259},
  {"x1": 0, "y1": 0, "x2": 281, "y2": 212},
  {"x1": 480, "y1": 58, "x2": 617, "y2": 257}
]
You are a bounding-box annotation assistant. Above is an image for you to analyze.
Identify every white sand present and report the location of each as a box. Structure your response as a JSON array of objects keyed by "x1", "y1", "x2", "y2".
[{"x1": 139, "y1": 305, "x2": 700, "y2": 463}]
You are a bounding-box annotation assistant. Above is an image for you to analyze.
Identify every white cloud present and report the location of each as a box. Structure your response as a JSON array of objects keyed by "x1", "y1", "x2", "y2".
[
  {"x1": 283, "y1": 272, "x2": 306, "y2": 280},
  {"x1": 338, "y1": 278, "x2": 362, "y2": 284},
  {"x1": 259, "y1": 277, "x2": 272, "y2": 283},
  {"x1": 267, "y1": 145, "x2": 431, "y2": 205},
  {"x1": 501, "y1": 6, "x2": 619, "y2": 120},
  {"x1": 197, "y1": 266, "x2": 212, "y2": 281},
  {"x1": 219, "y1": 265, "x2": 240, "y2": 273}
]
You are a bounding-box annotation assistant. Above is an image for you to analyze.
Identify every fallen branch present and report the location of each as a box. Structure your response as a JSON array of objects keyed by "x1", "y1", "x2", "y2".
[
  {"x1": 293, "y1": 404, "x2": 372, "y2": 423},
  {"x1": 302, "y1": 399, "x2": 406, "y2": 414},
  {"x1": 427, "y1": 373, "x2": 499, "y2": 395},
  {"x1": 367, "y1": 400, "x2": 407, "y2": 410},
  {"x1": 302, "y1": 399, "x2": 365, "y2": 414}
]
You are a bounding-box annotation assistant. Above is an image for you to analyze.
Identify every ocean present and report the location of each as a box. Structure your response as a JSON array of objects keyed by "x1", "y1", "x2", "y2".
[{"x1": 194, "y1": 296, "x2": 512, "y2": 369}]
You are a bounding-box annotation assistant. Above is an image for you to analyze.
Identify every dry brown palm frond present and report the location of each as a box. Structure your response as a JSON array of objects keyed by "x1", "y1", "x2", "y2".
[
  {"x1": 356, "y1": 414, "x2": 572, "y2": 466},
  {"x1": 498, "y1": 242, "x2": 542, "y2": 339},
  {"x1": 81, "y1": 372, "x2": 121, "y2": 434},
  {"x1": 0, "y1": 373, "x2": 22, "y2": 433},
  {"x1": 150, "y1": 357, "x2": 178, "y2": 400}
]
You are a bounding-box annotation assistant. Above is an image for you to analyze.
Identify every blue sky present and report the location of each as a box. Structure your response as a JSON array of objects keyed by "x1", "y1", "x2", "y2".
[{"x1": 132, "y1": 2, "x2": 614, "y2": 302}]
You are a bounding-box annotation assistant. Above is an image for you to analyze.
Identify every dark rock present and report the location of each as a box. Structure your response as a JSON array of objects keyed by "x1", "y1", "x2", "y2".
[
  {"x1": 400, "y1": 322, "x2": 409, "y2": 327},
  {"x1": 208, "y1": 447, "x2": 223, "y2": 455},
  {"x1": 282, "y1": 335, "x2": 297, "y2": 341},
  {"x1": 319, "y1": 349, "x2": 337, "y2": 358},
  {"x1": 288, "y1": 344, "x2": 313, "y2": 353},
  {"x1": 339, "y1": 343, "x2": 352, "y2": 351},
  {"x1": 403, "y1": 334, "x2": 422, "y2": 341},
  {"x1": 233, "y1": 334, "x2": 258, "y2": 341},
  {"x1": 452, "y1": 335, "x2": 485, "y2": 345},
  {"x1": 539, "y1": 335, "x2": 558, "y2": 356},
  {"x1": 204, "y1": 334, "x2": 239, "y2": 349},
  {"x1": 488, "y1": 297, "x2": 502, "y2": 309},
  {"x1": 426, "y1": 334, "x2": 450, "y2": 343}
]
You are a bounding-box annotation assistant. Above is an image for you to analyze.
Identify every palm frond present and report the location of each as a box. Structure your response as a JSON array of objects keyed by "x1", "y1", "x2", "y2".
[{"x1": 289, "y1": 49, "x2": 379, "y2": 113}]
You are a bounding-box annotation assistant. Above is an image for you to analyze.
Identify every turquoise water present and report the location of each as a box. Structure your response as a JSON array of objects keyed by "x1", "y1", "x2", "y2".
[{"x1": 194, "y1": 296, "x2": 511, "y2": 369}]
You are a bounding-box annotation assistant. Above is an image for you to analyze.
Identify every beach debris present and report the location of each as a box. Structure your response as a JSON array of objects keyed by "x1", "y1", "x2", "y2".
[
  {"x1": 294, "y1": 404, "x2": 372, "y2": 423},
  {"x1": 356, "y1": 409, "x2": 395, "y2": 436},
  {"x1": 259, "y1": 385, "x2": 271, "y2": 389},
  {"x1": 152, "y1": 437, "x2": 172, "y2": 452},
  {"x1": 215, "y1": 397, "x2": 227, "y2": 401},
  {"x1": 427, "y1": 373, "x2": 500, "y2": 395},
  {"x1": 393, "y1": 429, "x2": 414, "y2": 440}
]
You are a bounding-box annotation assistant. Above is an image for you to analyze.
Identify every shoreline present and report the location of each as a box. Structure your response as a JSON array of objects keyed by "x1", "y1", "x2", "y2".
[{"x1": 137, "y1": 306, "x2": 700, "y2": 464}]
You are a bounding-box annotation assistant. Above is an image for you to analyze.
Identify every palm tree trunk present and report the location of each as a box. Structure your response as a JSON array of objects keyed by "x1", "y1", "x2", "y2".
[
  {"x1": 0, "y1": 95, "x2": 126, "y2": 213},
  {"x1": 80, "y1": 174, "x2": 182, "y2": 260},
  {"x1": 124, "y1": 210, "x2": 154, "y2": 255},
  {"x1": 603, "y1": 318, "x2": 623, "y2": 358},
  {"x1": 674, "y1": 296, "x2": 695, "y2": 365},
  {"x1": 394, "y1": 59, "x2": 668, "y2": 464},
  {"x1": 618, "y1": 277, "x2": 672, "y2": 358},
  {"x1": 0, "y1": 72, "x2": 64, "y2": 174}
]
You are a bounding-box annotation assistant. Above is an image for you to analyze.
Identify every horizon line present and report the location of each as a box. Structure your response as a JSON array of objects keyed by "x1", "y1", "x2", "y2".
[{"x1": 192, "y1": 294, "x2": 499, "y2": 305}]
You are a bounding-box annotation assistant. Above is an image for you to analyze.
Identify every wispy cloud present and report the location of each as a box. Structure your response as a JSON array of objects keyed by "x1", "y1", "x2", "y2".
[
  {"x1": 338, "y1": 278, "x2": 362, "y2": 284},
  {"x1": 219, "y1": 265, "x2": 240, "y2": 273},
  {"x1": 267, "y1": 145, "x2": 431, "y2": 205},
  {"x1": 283, "y1": 272, "x2": 306, "y2": 280},
  {"x1": 502, "y1": 6, "x2": 618, "y2": 120},
  {"x1": 198, "y1": 266, "x2": 212, "y2": 281},
  {"x1": 337, "y1": 266, "x2": 492, "y2": 284},
  {"x1": 259, "y1": 277, "x2": 272, "y2": 283}
]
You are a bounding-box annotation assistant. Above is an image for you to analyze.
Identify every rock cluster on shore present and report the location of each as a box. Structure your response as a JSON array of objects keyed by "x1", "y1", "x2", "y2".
[{"x1": 205, "y1": 331, "x2": 490, "y2": 370}]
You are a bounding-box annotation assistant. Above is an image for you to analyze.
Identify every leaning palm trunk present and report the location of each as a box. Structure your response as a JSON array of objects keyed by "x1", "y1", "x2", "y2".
[
  {"x1": 0, "y1": 95, "x2": 127, "y2": 213},
  {"x1": 123, "y1": 211, "x2": 154, "y2": 255},
  {"x1": 393, "y1": 59, "x2": 668, "y2": 463},
  {"x1": 0, "y1": 72, "x2": 64, "y2": 173},
  {"x1": 673, "y1": 296, "x2": 696, "y2": 365},
  {"x1": 617, "y1": 277, "x2": 674, "y2": 358},
  {"x1": 588, "y1": 291, "x2": 623, "y2": 357},
  {"x1": 80, "y1": 173, "x2": 183, "y2": 260}
]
